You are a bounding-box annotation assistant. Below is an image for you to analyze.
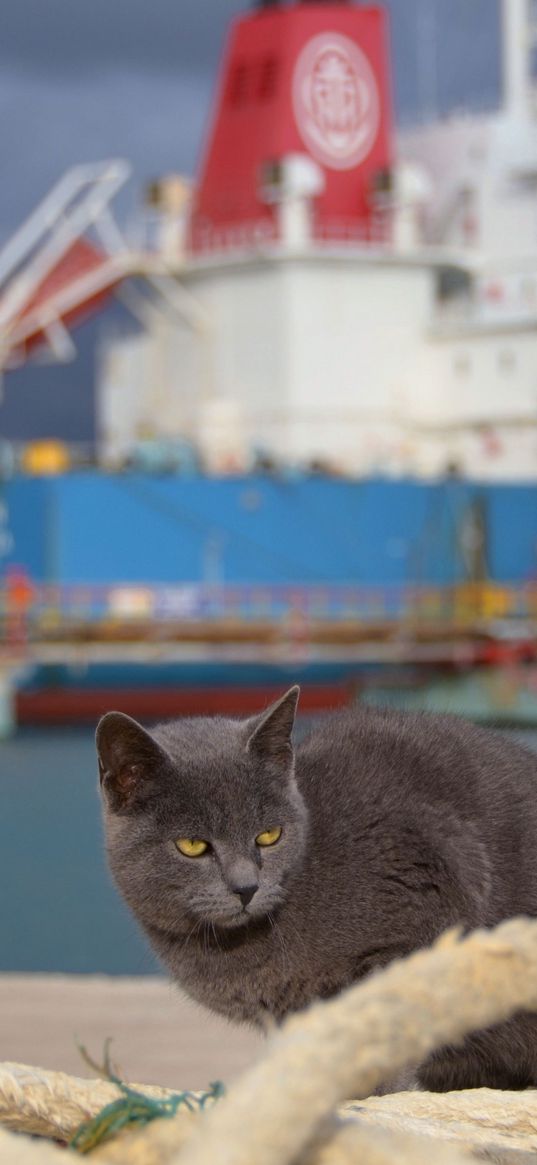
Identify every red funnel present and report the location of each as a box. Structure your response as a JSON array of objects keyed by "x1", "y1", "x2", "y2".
[{"x1": 190, "y1": 2, "x2": 393, "y2": 250}]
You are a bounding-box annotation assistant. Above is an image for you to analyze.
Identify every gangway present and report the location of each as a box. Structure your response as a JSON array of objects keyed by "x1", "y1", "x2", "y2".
[
  {"x1": 0, "y1": 159, "x2": 202, "y2": 377},
  {"x1": 0, "y1": 161, "x2": 140, "y2": 368}
]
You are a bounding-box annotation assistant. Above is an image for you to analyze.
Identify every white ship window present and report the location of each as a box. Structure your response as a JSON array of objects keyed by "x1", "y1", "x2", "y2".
[{"x1": 437, "y1": 266, "x2": 472, "y2": 303}]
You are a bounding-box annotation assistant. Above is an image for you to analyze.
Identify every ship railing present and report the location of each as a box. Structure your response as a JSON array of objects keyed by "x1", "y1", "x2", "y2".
[
  {"x1": 188, "y1": 219, "x2": 279, "y2": 257},
  {"x1": 1, "y1": 581, "x2": 537, "y2": 649},
  {"x1": 311, "y1": 217, "x2": 392, "y2": 247},
  {"x1": 186, "y1": 215, "x2": 392, "y2": 258}
]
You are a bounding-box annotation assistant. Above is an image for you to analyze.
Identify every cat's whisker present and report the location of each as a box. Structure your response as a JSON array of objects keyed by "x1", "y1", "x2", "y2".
[
  {"x1": 176, "y1": 916, "x2": 206, "y2": 959},
  {"x1": 267, "y1": 910, "x2": 291, "y2": 975},
  {"x1": 270, "y1": 903, "x2": 308, "y2": 964},
  {"x1": 210, "y1": 920, "x2": 223, "y2": 954}
]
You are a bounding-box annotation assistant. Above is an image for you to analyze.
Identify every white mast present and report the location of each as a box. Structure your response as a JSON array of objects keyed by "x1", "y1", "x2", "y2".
[
  {"x1": 502, "y1": 0, "x2": 536, "y2": 120},
  {"x1": 417, "y1": 0, "x2": 438, "y2": 122}
]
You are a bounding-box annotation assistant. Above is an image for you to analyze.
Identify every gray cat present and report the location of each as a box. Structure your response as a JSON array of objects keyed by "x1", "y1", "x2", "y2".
[{"x1": 97, "y1": 686, "x2": 537, "y2": 1092}]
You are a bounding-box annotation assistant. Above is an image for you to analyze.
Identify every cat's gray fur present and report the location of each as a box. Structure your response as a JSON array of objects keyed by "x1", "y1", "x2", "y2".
[{"x1": 97, "y1": 687, "x2": 537, "y2": 1092}]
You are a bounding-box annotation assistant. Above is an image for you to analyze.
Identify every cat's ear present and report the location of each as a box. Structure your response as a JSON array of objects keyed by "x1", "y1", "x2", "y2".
[
  {"x1": 96, "y1": 712, "x2": 168, "y2": 813},
  {"x1": 246, "y1": 686, "x2": 300, "y2": 766}
]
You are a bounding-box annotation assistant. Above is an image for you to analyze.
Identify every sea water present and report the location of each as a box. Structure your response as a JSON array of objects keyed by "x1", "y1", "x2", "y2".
[
  {"x1": 0, "y1": 728, "x2": 159, "y2": 974},
  {"x1": 1, "y1": 725, "x2": 537, "y2": 974}
]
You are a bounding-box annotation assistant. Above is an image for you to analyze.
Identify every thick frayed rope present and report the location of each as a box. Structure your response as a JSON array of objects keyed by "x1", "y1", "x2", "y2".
[
  {"x1": 4, "y1": 919, "x2": 537, "y2": 1163},
  {"x1": 171, "y1": 918, "x2": 537, "y2": 1165}
]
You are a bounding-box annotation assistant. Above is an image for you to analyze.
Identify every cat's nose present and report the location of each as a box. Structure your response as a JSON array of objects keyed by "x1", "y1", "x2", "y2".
[{"x1": 233, "y1": 884, "x2": 258, "y2": 908}]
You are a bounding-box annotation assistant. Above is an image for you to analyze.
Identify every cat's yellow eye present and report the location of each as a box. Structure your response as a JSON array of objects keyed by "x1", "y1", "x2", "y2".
[
  {"x1": 175, "y1": 838, "x2": 208, "y2": 858},
  {"x1": 255, "y1": 827, "x2": 282, "y2": 848}
]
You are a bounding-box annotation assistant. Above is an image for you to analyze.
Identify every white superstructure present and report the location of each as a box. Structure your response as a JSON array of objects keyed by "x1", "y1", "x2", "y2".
[{"x1": 97, "y1": 0, "x2": 537, "y2": 482}]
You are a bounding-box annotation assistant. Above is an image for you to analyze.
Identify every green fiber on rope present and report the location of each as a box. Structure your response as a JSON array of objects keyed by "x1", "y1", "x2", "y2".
[{"x1": 69, "y1": 1040, "x2": 225, "y2": 1155}]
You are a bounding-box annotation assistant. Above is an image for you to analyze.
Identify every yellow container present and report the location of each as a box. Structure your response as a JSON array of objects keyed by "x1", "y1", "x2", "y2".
[{"x1": 21, "y1": 440, "x2": 71, "y2": 475}]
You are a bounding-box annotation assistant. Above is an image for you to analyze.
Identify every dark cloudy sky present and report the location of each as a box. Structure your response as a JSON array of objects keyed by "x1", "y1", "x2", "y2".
[{"x1": 0, "y1": 0, "x2": 501, "y2": 440}]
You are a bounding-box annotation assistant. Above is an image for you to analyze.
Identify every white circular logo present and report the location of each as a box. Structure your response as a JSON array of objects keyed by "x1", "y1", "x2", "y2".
[{"x1": 292, "y1": 32, "x2": 380, "y2": 172}]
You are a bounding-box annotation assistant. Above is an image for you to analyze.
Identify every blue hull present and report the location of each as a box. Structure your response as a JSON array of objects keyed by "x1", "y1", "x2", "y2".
[
  {"x1": 4, "y1": 471, "x2": 537, "y2": 587},
  {"x1": 3, "y1": 471, "x2": 537, "y2": 726}
]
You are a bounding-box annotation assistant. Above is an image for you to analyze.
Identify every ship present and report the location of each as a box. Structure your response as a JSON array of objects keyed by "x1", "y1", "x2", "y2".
[{"x1": 1, "y1": 0, "x2": 537, "y2": 734}]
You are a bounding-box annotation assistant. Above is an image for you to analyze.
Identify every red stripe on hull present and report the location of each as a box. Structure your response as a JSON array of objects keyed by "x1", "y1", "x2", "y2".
[{"x1": 16, "y1": 684, "x2": 354, "y2": 724}]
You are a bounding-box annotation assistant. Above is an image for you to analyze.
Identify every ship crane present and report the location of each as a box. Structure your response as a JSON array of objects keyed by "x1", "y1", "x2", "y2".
[
  {"x1": 0, "y1": 160, "x2": 204, "y2": 392},
  {"x1": 0, "y1": 162, "x2": 137, "y2": 374}
]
